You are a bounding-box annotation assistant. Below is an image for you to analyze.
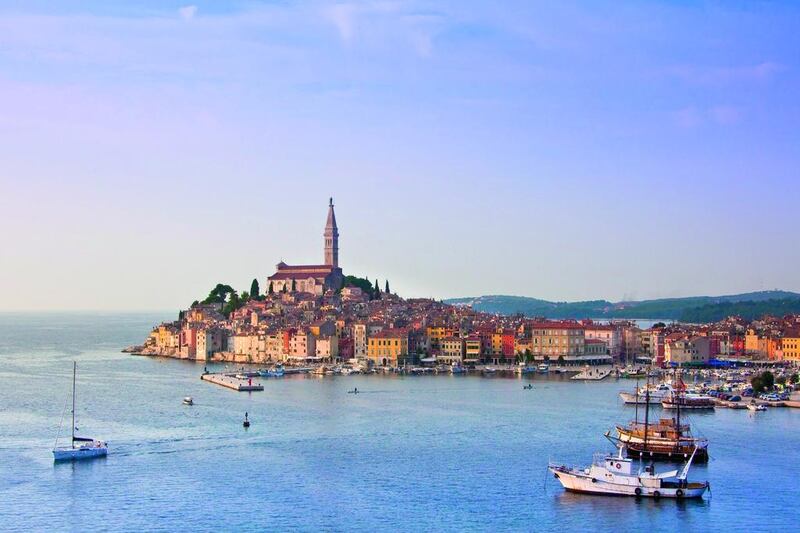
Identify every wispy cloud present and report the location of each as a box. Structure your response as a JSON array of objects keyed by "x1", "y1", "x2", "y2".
[
  {"x1": 672, "y1": 105, "x2": 743, "y2": 128},
  {"x1": 663, "y1": 61, "x2": 785, "y2": 85},
  {"x1": 178, "y1": 5, "x2": 198, "y2": 21}
]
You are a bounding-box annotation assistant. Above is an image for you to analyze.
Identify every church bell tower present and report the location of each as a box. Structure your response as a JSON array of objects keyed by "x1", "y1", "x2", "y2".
[{"x1": 324, "y1": 198, "x2": 339, "y2": 268}]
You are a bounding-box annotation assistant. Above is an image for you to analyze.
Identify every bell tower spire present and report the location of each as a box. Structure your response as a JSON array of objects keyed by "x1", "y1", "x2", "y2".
[{"x1": 324, "y1": 197, "x2": 339, "y2": 267}]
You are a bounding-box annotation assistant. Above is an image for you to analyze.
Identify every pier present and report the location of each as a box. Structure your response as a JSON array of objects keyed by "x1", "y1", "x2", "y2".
[
  {"x1": 201, "y1": 373, "x2": 264, "y2": 391},
  {"x1": 571, "y1": 366, "x2": 612, "y2": 381}
]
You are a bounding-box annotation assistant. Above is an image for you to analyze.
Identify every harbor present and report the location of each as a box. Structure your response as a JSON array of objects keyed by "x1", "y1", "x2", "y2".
[{"x1": 4, "y1": 311, "x2": 800, "y2": 531}]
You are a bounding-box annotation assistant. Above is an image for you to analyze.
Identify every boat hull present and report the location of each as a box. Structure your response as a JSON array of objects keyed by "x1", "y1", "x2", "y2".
[
  {"x1": 549, "y1": 468, "x2": 706, "y2": 499},
  {"x1": 53, "y1": 446, "x2": 108, "y2": 462}
]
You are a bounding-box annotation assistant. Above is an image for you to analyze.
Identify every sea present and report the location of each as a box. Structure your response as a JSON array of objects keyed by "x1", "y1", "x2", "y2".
[{"x1": 1, "y1": 312, "x2": 798, "y2": 532}]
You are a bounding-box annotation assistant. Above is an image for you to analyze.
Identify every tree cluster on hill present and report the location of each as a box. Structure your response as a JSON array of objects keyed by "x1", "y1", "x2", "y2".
[
  {"x1": 195, "y1": 278, "x2": 266, "y2": 317},
  {"x1": 344, "y1": 275, "x2": 391, "y2": 300},
  {"x1": 678, "y1": 298, "x2": 800, "y2": 323}
]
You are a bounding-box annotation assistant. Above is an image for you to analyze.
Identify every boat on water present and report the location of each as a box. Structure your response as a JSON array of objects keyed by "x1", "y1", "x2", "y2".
[
  {"x1": 548, "y1": 445, "x2": 708, "y2": 499},
  {"x1": 537, "y1": 363, "x2": 550, "y2": 374},
  {"x1": 661, "y1": 393, "x2": 715, "y2": 410},
  {"x1": 619, "y1": 383, "x2": 674, "y2": 404},
  {"x1": 450, "y1": 365, "x2": 467, "y2": 374},
  {"x1": 613, "y1": 373, "x2": 709, "y2": 462},
  {"x1": 183, "y1": 396, "x2": 194, "y2": 405},
  {"x1": 482, "y1": 367, "x2": 497, "y2": 375},
  {"x1": 53, "y1": 362, "x2": 108, "y2": 462},
  {"x1": 610, "y1": 418, "x2": 708, "y2": 462},
  {"x1": 747, "y1": 401, "x2": 767, "y2": 412}
]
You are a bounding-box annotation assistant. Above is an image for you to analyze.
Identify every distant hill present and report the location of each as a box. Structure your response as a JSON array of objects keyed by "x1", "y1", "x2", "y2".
[{"x1": 445, "y1": 290, "x2": 800, "y2": 322}]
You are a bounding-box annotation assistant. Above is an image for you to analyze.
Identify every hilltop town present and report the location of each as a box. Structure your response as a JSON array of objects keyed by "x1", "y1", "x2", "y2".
[{"x1": 136, "y1": 199, "x2": 800, "y2": 369}]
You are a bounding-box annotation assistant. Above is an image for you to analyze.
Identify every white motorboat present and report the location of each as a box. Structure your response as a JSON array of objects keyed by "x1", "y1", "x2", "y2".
[
  {"x1": 450, "y1": 365, "x2": 467, "y2": 374},
  {"x1": 619, "y1": 383, "x2": 674, "y2": 404},
  {"x1": 548, "y1": 446, "x2": 708, "y2": 499},
  {"x1": 183, "y1": 396, "x2": 194, "y2": 405},
  {"x1": 747, "y1": 402, "x2": 766, "y2": 412},
  {"x1": 537, "y1": 364, "x2": 550, "y2": 373},
  {"x1": 53, "y1": 362, "x2": 108, "y2": 462}
]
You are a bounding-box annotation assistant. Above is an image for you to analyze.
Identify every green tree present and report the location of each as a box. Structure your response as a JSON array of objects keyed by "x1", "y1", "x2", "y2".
[
  {"x1": 202, "y1": 283, "x2": 234, "y2": 305},
  {"x1": 751, "y1": 371, "x2": 774, "y2": 394},
  {"x1": 776, "y1": 375, "x2": 787, "y2": 387},
  {"x1": 291, "y1": 278, "x2": 296, "y2": 292},
  {"x1": 282, "y1": 282, "x2": 288, "y2": 293},
  {"x1": 241, "y1": 291, "x2": 250, "y2": 301},
  {"x1": 385, "y1": 280, "x2": 390, "y2": 294},
  {"x1": 222, "y1": 291, "x2": 243, "y2": 317},
  {"x1": 268, "y1": 282, "x2": 274, "y2": 295},
  {"x1": 524, "y1": 349, "x2": 532, "y2": 364},
  {"x1": 191, "y1": 300, "x2": 199, "y2": 307},
  {"x1": 374, "y1": 279, "x2": 380, "y2": 296},
  {"x1": 790, "y1": 373, "x2": 799, "y2": 385},
  {"x1": 250, "y1": 278, "x2": 260, "y2": 299},
  {"x1": 557, "y1": 355, "x2": 565, "y2": 366},
  {"x1": 652, "y1": 322, "x2": 667, "y2": 329},
  {"x1": 751, "y1": 375, "x2": 764, "y2": 394}
]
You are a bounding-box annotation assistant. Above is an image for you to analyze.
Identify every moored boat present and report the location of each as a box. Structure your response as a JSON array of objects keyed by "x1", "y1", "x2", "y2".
[
  {"x1": 610, "y1": 418, "x2": 709, "y2": 462},
  {"x1": 548, "y1": 446, "x2": 708, "y2": 499},
  {"x1": 661, "y1": 394, "x2": 715, "y2": 410}
]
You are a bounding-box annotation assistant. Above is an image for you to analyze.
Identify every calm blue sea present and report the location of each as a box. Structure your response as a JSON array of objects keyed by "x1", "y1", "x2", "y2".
[{"x1": 1, "y1": 313, "x2": 798, "y2": 532}]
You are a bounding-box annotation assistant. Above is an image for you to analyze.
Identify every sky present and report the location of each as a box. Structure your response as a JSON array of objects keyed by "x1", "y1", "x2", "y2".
[{"x1": 1, "y1": 0, "x2": 798, "y2": 311}]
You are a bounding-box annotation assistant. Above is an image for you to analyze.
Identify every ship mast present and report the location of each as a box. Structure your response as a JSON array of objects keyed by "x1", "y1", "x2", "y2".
[
  {"x1": 71, "y1": 361, "x2": 76, "y2": 446},
  {"x1": 643, "y1": 373, "x2": 650, "y2": 458},
  {"x1": 675, "y1": 368, "x2": 681, "y2": 453}
]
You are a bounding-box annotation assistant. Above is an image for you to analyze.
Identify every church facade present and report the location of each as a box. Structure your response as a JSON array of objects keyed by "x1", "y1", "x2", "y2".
[{"x1": 267, "y1": 199, "x2": 344, "y2": 296}]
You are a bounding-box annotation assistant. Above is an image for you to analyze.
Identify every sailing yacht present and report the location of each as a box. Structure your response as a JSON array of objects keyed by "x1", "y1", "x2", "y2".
[{"x1": 53, "y1": 362, "x2": 108, "y2": 462}]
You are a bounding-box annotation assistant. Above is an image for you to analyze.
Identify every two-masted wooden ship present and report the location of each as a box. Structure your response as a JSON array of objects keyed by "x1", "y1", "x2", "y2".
[{"x1": 608, "y1": 372, "x2": 709, "y2": 462}]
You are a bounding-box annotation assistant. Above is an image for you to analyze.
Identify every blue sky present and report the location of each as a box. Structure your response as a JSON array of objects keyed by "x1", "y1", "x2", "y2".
[{"x1": 1, "y1": 1, "x2": 798, "y2": 310}]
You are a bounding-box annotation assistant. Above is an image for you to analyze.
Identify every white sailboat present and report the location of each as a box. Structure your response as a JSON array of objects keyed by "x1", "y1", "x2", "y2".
[{"x1": 53, "y1": 362, "x2": 108, "y2": 462}]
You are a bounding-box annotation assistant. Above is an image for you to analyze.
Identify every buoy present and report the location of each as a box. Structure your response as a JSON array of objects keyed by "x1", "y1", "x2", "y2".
[{"x1": 243, "y1": 412, "x2": 250, "y2": 428}]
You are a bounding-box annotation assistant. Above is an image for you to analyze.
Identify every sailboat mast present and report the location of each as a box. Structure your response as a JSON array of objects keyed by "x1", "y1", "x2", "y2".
[
  {"x1": 634, "y1": 377, "x2": 639, "y2": 425},
  {"x1": 643, "y1": 373, "x2": 650, "y2": 455},
  {"x1": 71, "y1": 361, "x2": 76, "y2": 444},
  {"x1": 675, "y1": 368, "x2": 681, "y2": 452}
]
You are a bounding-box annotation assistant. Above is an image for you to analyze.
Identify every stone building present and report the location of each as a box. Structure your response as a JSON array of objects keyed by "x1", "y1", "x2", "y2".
[{"x1": 267, "y1": 198, "x2": 344, "y2": 296}]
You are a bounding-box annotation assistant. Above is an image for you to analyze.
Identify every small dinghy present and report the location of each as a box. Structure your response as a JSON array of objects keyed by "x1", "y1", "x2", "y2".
[{"x1": 183, "y1": 396, "x2": 194, "y2": 406}]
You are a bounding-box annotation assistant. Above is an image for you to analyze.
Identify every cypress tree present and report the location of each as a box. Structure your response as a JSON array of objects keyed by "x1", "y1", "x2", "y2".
[
  {"x1": 291, "y1": 278, "x2": 296, "y2": 292},
  {"x1": 374, "y1": 279, "x2": 380, "y2": 296},
  {"x1": 385, "y1": 280, "x2": 390, "y2": 294},
  {"x1": 250, "y1": 278, "x2": 260, "y2": 299},
  {"x1": 268, "y1": 281, "x2": 274, "y2": 295}
]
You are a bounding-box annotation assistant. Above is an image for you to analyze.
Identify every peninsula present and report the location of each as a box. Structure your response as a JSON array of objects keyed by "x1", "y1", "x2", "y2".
[{"x1": 134, "y1": 199, "x2": 800, "y2": 369}]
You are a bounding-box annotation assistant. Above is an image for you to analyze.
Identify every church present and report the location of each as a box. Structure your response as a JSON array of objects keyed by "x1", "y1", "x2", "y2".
[{"x1": 267, "y1": 198, "x2": 344, "y2": 296}]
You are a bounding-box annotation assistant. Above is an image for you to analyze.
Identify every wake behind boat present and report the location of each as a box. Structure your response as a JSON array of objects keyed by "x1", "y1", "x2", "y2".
[{"x1": 53, "y1": 362, "x2": 107, "y2": 462}]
